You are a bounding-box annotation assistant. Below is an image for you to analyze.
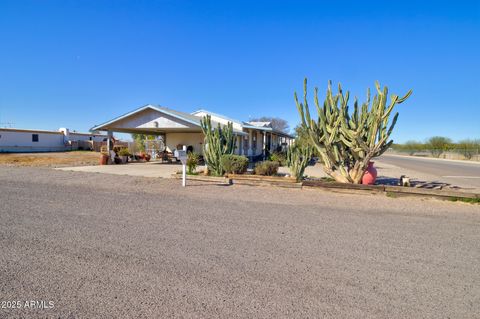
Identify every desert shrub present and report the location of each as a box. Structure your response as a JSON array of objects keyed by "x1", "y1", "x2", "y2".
[
  {"x1": 427, "y1": 136, "x2": 452, "y2": 158},
  {"x1": 403, "y1": 140, "x2": 423, "y2": 155},
  {"x1": 254, "y1": 161, "x2": 279, "y2": 176},
  {"x1": 220, "y1": 154, "x2": 248, "y2": 174},
  {"x1": 117, "y1": 148, "x2": 131, "y2": 156},
  {"x1": 186, "y1": 152, "x2": 200, "y2": 174},
  {"x1": 456, "y1": 139, "x2": 480, "y2": 160},
  {"x1": 269, "y1": 151, "x2": 287, "y2": 166}
]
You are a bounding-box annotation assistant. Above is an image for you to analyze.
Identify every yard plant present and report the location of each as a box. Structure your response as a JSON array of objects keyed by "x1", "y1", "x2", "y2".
[
  {"x1": 269, "y1": 151, "x2": 287, "y2": 166},
  {"x1": 186, "y1": 152, "x2": 200, "y2": 175},
  {"x1": 286, "y1": 143, "x2": 312, "y2": 181},
  {"x1": 296, "y1": 78, "x2": 412, "y2": 184},
  {"x1": 220, "y1": 154, "x2": 248, "y2": 174},
  {"x1": 200, "y1": 115, "x2": 236, "y2": 176},
  {"x1": 254, "y1": 161, "x2": 279, "y2": 176}
]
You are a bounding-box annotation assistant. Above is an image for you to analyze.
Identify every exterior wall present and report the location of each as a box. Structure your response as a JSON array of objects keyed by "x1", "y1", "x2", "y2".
[
  {"x1": 0, "y1": 129, "x2": 108, "y2": 152},
  {"x1": 0, "y1": 130, "x2": 66, "y2": 152},
  {"x1": 114, "y1": 108, "x2": 196, "y2": 130},
  {"x1": 164, "y1": 132, "x2": 255, "y2": 156},
  {"x1": 165, "y1": 132, "x2": 205, "y2": 155},
  {"x1": 69, "y1": 133, "x2": 107, "y2": 142}
]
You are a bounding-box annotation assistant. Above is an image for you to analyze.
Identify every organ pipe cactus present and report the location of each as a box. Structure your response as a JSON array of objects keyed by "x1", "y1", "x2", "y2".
[
  {"x1": 286, "y1": 143, "x2": 312, "y2": 182},
  {"x1": 295, "y1": 79, "x2": 412, "y2": 184},
  {"x1": 200, "y1": 115, "x2": 235, "y2": 176}
]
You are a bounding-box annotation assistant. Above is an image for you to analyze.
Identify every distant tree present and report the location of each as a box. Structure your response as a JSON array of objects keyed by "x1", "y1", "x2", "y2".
[
  {"x1": 250, "y1": 116, "x2": 289, "y2": 133},
  {"x1": 403, "y1": 140, "x2": 423, "y2": 155},
  {"x1": 457, "y1": 139, "x2": 480, "y2": 160},
  {"x1": 427, "y1": 136, "x2": 452, "y2": 158},
  {"x1": 292, "y1": 124, "x2": 319, "y2": 157}
]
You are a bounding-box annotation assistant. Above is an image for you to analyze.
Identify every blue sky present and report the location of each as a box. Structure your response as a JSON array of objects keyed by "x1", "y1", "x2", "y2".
[{"x1": 0, "y1": 0, "x2": 478, "y2": 142}]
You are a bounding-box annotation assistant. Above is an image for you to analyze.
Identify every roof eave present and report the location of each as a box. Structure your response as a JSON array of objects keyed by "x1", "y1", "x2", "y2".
[{"x1": 90, "y1": 104, "x2": 201, "y2": 132}]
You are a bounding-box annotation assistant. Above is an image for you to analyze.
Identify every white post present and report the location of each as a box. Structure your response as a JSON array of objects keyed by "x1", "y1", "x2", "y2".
[
  {"x1": 262, "y1": 132, "x2": 266, "y2": 159},
  {"x1": 182, "y1": 145, "x2": 187, "y2": 187},
  {"x1": 248, "y1": 129, "x2": 253, "y2": 156}
]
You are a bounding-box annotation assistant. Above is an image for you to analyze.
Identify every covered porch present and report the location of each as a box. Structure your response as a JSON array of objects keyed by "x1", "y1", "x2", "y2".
[{"x1": 238, "y1": 128, "x2": 294, "y2": 160}]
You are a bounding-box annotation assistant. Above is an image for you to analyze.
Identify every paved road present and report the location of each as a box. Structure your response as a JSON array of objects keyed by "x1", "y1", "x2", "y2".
[
  {"x1": 1, "y1": 167, "x2": 479, "y2": 318},
  {"x1": 379, "y1": 154, "x2": 480, "y2": 188}
]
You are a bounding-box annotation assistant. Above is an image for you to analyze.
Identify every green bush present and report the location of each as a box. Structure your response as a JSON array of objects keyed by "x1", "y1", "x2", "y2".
[
  {"x1": 427, "y1": 136, "x2": 452, "y2": 158},
  {"x1": 456, "y1": 139, "x2": 480, "y2": 160},
  {"x1": 254, "y1": 161, "x2": 279, "y2": 176},
  {"x1": 117, "y1": 148, "x2": 131, "y2": 156},
  {"x1": 269, "y1": 151, "x2": 287, "y2": 166},
  {"x1": 186, "y1": 152, "x2": 200, "y2": 174},
  {"x1": 220, "y1": 154, "x2": 248, "y2": 174}
]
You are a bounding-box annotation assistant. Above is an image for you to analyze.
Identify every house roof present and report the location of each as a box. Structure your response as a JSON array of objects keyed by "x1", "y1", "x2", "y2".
[
  {"x1": 246, "y1": 121, "x2": 272, "y2": 128},
  {"x1": 191, "y1": 109, "x2": 243, "y2": 126},
  {"x1": 0, "y1": 127, "x2": 63, "y2": 135},
  {"x1": 91, "y1": 104, "x2": 248, "y2": 136},
  {"x1": 192, "y1": 109, "x2": 294, "y2": 138}
]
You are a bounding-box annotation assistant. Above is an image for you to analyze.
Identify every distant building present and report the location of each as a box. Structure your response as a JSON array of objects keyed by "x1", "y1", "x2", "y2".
[{"x1": 0, "y1": 127, "x2": 107, "y2": 152}]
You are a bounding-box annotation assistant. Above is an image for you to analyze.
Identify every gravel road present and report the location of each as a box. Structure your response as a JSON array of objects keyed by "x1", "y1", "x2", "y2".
[{"x1": 1, "y1": 167, "x2": 479, "y2": 318}]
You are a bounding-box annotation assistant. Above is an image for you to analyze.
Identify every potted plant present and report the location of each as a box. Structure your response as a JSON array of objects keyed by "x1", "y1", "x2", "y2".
[
  {"x1": 99, "y1": 152, "x2": 109, "y2": 165},
  {"x1": 117, "y1": 148, "x2": 131, "y2": 164}
]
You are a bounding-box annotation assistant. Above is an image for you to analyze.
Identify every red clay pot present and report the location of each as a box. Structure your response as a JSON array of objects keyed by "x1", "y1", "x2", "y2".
[
  {"x1": 362, "y1": 161, "x2": 377, "y2": 185},
  {"x1": 99, "y1": 154, "x2": 109, "y2": 165}
]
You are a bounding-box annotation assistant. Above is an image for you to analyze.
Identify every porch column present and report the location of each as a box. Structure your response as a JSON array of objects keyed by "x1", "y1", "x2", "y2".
[
  {"x1": 262, "y1": 132, "x2": 266, "y2": 159},
  {"x1": 247, "y1": 130, "x2": 253, "y2": 156},
  {"x1": 107, "y1": 130, "x2": 113, "y2": 152},
  {"x1": 238, "y1": 135, "x2": 243, "y2": 155}
]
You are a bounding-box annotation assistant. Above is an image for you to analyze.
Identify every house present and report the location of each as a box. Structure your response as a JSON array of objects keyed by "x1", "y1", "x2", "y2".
[
  {"x1": 0, "y1": 127, "x2": 108, "y2": 152},
  {"x1": 91, "y1": 104, "x2": 294, "y2": 159}
]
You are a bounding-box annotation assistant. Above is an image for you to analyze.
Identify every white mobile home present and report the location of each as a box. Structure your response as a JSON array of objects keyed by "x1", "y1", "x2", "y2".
[{"x1": 0, "y1": 128, "x2": 107, "y2": 152}]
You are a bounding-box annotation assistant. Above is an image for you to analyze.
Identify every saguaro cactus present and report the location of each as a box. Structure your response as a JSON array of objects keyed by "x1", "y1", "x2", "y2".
[
  {"x1": 295, "y1": 79, "x2": 412, "y2": 184},
  {"x1": 200, "y1": 115, "x2": 235, "y2": 176},
  {"x1": 286, "y1": 143, "x2": 312, "y2": 182}
]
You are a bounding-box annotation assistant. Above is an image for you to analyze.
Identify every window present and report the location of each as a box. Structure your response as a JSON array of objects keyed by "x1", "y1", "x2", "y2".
[
  {"x1": 32, "y1": 134, "x2": 39, "y2": 142},
  {"x1": 89, "y1": 137, "x2": 92, "y2": 141}
]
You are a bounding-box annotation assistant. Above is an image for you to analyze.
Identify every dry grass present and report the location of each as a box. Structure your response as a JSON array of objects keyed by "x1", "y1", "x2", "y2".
[{"x1": 0, "y1": 151, "x2": 101, "y2": 167}]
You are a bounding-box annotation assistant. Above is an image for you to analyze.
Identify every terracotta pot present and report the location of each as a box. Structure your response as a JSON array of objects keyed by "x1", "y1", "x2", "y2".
[
  {"x1": 99, "y1": 154, "x2": 109, "y2": 165},
  {"x1": 362, "y1": 161, "x2": 377, "y2": 185},
  {"x1": 145, "y1": 154, "x2": 151, "y2": 162}
]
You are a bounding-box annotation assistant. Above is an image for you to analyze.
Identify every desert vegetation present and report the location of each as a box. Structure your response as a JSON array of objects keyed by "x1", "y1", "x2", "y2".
[
  {"x1": 295, "y1": 78, "x2": 412, "y2": 184},
  {"x1": 200, "y1": 115, "x2": 236, "y2": 176},
  {"x1": 391, "y1": 137, "x2": 480, "y2": 159}
]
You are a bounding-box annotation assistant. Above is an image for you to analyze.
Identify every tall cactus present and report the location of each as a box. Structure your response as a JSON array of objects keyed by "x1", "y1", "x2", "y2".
[
  {"x1": 295, "y1": 78, "x2": 412, "y2": 184},
  {"x1": 286, "y1": 143, "x2": 312, "y2": 182},
  {"x1": 200, "y1": 115, "x2": 235, "y2": 176}
]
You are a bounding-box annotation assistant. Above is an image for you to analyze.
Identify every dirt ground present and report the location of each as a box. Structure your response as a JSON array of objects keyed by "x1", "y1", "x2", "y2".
[
  {"x1": 1, "y1": 166, "x2": 479, "y2": 318},
  {"x1": 0, "y1": 151, "x2": 101, "y2": 167}
]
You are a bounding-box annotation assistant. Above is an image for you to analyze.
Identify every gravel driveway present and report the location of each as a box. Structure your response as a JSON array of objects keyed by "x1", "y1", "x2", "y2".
[{"x1": 1, "y1": 167, "x2": 479, "y2": 318}]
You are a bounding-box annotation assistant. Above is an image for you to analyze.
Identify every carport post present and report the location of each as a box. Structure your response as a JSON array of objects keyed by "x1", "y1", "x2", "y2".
[{"x1": 107, "y1": 130, "x2": 113, "y2": 152}]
